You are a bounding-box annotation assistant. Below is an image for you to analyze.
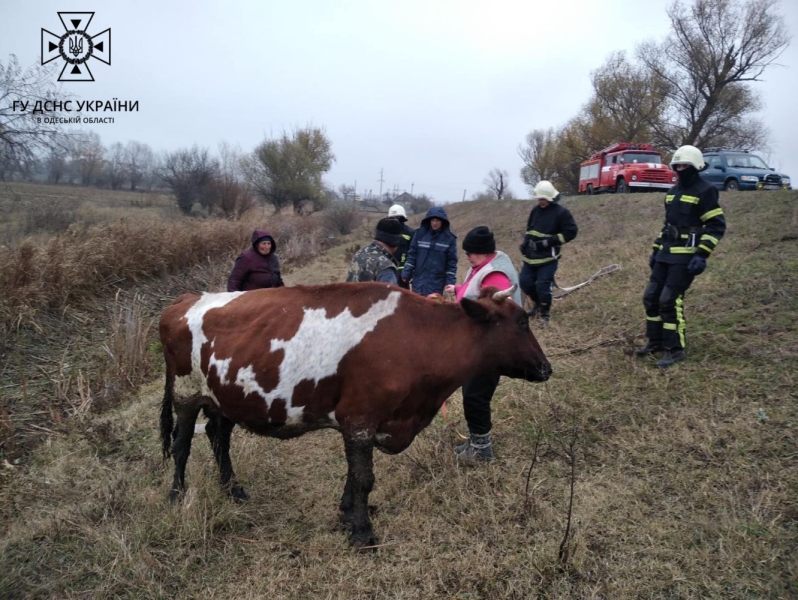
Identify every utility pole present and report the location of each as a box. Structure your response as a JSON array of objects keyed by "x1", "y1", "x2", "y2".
[
  {"x1": 378, "y1": 168, "x2": 384, "y2": 201},
  {"x1": 463, "y1": 189, "x2": 466, "y2": 202},
  {"x1": 411, "y1": 182, "x2": 414, "y2": 195}
]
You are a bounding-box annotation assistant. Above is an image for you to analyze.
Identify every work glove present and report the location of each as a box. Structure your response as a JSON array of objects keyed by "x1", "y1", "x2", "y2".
[
  {"x1": 519, "y1": 239, "x2": 534, "y2": 256},
  {"x1": 649, "y1": 251, "x2": 658, "y2": 270},
  {"x1": 687, "y1": 255, "x2": 706, "y2": 276},
  {"x1": 538, "y1": 236, "x2": 558, "y2": 249}
]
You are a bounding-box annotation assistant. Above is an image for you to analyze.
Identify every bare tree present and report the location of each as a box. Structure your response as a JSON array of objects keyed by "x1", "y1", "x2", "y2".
[
  {"x1": 0, "y1": 55, "x2": 68, "y2": 179},
  {"x1": 519, "y1": 128, "x2": 561, "y2": 190},
  {"x1": 124, "y1": 140, "x2": 154, "y2": 191},
  {"x1": 161, "y1": 146, "x2": 218, "y2": 214},
  {"x1": 105, "y1": 142, "x2": 128, "y2": 190},
  {"x1": 70, "y1": 131, "x2": 105, "y2": 186},
  {"x1": 46, "y1": 147, "x2": 69, "y2": 184},
  {"x1": 337, "y1": 183, "x2": 355, "y2": 201},
  {"x1": 587, "y1": 51, "x2": 670, "y2": 145},
  {"x1": 244, "y1": 126, "x2": 335, "y2": 215},
  {"x1": 206, "y1": 142, "x2": 256, "y2": 220},
  {"x1": 483, "y1": 168, "x2": 511, "y2": 200},
  {"x1": 638, "y1": 0, "x2": 789, "y2": 151},
  {"x1": 143, "y1": 150, "x2": 165, "y2": 192}
]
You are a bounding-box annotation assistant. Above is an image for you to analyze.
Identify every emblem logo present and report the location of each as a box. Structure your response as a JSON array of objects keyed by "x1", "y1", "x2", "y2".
[{"x1": 41, "y1": 12, "x2": 111, "y2": 82}]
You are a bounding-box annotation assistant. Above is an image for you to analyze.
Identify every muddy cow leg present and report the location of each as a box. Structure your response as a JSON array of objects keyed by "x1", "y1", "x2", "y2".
[
  {"x1": 169, "y1": 403, "x2": 201, "y2": 503},
  {"x1": 204, "y1": 409, "x2": 247, "y2": 502},
  {"x1": 338, "y1": 455, "x2": 356, "y2": 525},
  {"x1": 342, "y1": 434, "x2": 378, "y2": 548}
]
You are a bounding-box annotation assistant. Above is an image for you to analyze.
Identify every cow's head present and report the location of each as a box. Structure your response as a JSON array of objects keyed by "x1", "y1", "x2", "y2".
[{"x1": 460, "y1": 285, "x2": 552, "y2": 382}]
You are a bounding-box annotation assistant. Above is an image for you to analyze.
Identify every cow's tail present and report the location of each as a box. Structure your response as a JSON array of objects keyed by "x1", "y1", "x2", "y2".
[{"x1": 160, "y1": 357, "x2": 175, "y2": 460}]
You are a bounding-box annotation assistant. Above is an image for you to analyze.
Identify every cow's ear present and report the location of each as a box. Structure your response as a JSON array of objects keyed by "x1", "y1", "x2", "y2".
[{"x1": 460, "y1": 298, "x2": 491, "y2": 322}]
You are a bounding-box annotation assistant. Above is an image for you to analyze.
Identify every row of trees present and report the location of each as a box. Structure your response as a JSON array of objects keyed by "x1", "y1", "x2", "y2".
[
  {"x1": 518, "y1": 0, "x2": 790, "y2": 193},
  {"x1": 1, "y1": 55, "x2": 429, "y2": 218},
  {"x1": 44, "y1": 134, "x2": 158, "y2": 190},
  {"x1": 1, "y1": 56, "x2": 405, "y2": 218},
  {"x1": 7, "y1": 0, "x2": 785, "y2": 205}
]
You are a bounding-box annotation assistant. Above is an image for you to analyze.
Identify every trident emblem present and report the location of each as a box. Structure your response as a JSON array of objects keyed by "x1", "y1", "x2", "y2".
[
  {"x1": 69, "y1": 35, "x2": 84, "y2": 57},
  {"x1": 41, "y1": 12, "x2": 111, "y2": 82}
]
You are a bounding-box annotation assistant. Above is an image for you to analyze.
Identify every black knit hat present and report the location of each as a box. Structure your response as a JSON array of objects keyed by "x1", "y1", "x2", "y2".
[
  {"x1": 463, "y1": 226, "x2": 496, "y2": 254},
  {"x1": 374, "y1": 217, "x2": 402, "y2": 247}
]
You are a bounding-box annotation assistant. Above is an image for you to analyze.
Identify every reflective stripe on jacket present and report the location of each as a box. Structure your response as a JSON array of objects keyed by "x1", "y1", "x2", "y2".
[
  {"x1": 653, "y1": 176, "x2": 726, "y2": 264},
  {"x1": 521, "y1": 203, "x2": 578, "y2": 265}
]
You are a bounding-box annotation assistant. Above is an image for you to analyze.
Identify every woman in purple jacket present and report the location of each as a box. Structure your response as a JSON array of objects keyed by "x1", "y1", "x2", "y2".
[{"x1": 227, "y1": 229, "x2": 285, "y2": 291}]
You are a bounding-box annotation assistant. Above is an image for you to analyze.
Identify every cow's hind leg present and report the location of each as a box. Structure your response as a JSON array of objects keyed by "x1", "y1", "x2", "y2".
[
  {"x1": 338, "y1": 457, "x2": 355, "y2": 525},
  {"x1": 169, "y1": 400, "x2": 201, "y2": 503},
  {"x1": 342, "y1": 434, "x2": 378, "y2": 548},
  {"x1": 203, "y1": 408, "x2": 247, "y2": 502}
]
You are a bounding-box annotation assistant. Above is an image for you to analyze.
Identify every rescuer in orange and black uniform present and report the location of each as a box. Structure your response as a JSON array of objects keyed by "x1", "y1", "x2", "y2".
[{"x1": 636, "y1": 145, "x2": 726, "y2": 368}]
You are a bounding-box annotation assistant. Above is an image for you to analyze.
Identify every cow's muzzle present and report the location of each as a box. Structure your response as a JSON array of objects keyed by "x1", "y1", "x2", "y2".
[{"x1": 537, "y1": 361, "x2": 552, "y2": 381}]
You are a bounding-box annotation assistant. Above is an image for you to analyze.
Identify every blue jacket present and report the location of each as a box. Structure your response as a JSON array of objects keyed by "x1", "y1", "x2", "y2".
[{"x1": 401, "y1": 206, "x2": 458, "y2": 295}]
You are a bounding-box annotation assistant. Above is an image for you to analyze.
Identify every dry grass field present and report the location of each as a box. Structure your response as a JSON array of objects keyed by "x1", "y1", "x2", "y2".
[{"x1": 1, "y1": 187, "x2": 797, "y2": 599}]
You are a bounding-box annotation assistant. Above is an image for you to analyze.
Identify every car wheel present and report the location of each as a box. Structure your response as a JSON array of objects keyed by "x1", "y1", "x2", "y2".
[
  {"x1": 724, "y1": 179, "x2": 739, "y2": 191},
  {"x1": 586, "y1": 184, "x2": 593, "y2": 195},
  {"x1": 616, "y1": 179, "x2": 628, "y2": 194}
]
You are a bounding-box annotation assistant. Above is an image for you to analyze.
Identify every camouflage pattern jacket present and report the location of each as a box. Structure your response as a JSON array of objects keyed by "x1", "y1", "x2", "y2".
[{"x1": 346, "y1": 241, "x2": 399, "y2": 284}]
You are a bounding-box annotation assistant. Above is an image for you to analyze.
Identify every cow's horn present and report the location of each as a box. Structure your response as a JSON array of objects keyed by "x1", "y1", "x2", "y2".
[{"x1": 492, "y1": 284, "x2": 516, "y2": 302}]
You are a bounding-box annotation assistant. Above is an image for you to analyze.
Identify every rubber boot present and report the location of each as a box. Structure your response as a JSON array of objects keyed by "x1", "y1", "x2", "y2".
[
  {"x1": 635, "y1": 341, "x2": 662, "y2": 357},
  {"x1": 456, "y1": 432, "x2": 495, "y2": 464},
  {"x1": 655, "y1": 349, "x2": 686, "y2": 369}
]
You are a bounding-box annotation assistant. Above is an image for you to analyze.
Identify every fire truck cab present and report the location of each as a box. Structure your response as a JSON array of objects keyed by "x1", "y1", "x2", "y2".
[{"x1": 578, "y1": 142, "x2": 677, "y2": 194}]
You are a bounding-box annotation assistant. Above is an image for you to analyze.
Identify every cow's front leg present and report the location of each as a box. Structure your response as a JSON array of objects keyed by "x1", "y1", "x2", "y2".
[
  {"x1": 342, "y1": 434, "x2": 378, "y2": 548},
  {"x1": 204, "y1": 409, "x2": 247, "y2": 502}
]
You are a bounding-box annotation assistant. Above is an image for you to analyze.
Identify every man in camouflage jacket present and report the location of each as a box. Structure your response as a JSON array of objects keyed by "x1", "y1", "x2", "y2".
[{"x1": 346, "y1": 218, "x2": 403, "y2": 284}]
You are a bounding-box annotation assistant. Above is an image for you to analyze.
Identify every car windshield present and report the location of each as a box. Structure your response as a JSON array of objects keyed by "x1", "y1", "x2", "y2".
[
  {"x1": 726, "y1": 154, "x2": 770, "y2": 169},
  {"x1": 620, "y1": 153, "x2": 661, "y2": 164}
]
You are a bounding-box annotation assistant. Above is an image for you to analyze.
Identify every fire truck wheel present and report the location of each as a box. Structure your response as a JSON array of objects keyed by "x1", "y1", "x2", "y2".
[
  {"x1": 586, "y1": 184, "x2": 594, "y2": 195},
  {"x1": 616, "y1": 179, "x2": 628, "y2": 194}
]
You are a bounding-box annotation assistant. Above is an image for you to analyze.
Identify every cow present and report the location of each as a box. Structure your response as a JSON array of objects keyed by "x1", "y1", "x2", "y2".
[{"x1": 159, "y1": 282, "x2": 551, "y2": 548}]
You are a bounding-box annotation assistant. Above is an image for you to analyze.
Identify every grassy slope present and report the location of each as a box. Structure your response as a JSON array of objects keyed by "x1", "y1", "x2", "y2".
[{"x1": 1, "y1": 191, "x2": 797, "y2": 599}]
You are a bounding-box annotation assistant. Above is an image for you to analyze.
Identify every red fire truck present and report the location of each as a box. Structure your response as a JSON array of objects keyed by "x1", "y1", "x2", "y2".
[{"x1": 578, "y1": 142, "x2": 677, "y2": 194}]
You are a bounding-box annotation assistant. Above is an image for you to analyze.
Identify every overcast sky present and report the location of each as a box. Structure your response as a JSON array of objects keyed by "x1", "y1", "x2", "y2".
[{"x1": 2, "y1": 0, "x2": 796, "y2": 202}]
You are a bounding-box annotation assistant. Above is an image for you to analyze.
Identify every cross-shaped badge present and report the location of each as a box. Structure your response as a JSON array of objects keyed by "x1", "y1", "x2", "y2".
[{"x1": 41, "y1": 12, "x2": 111, "y2": 82}]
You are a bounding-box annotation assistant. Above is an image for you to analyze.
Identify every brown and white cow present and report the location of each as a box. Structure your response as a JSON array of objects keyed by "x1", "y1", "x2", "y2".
[{"x1": 159, "y1": 282, "x2": 550, "y2": 547}]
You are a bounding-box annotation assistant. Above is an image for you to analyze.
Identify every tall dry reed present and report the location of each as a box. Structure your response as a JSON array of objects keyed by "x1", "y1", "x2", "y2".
[{"x1": 0, "y1": 213, "x2": 333, "y2": 329}]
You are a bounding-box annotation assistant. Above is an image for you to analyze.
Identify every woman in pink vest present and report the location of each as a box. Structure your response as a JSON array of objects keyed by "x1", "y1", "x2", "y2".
[{"x1": 444, "y1": 226, "x2": 522, "y2": 463}]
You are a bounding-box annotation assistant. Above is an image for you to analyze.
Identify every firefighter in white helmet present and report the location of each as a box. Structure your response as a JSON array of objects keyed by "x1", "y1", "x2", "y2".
[
  {"x1": 388, "y1": 204, "x2": 415, "y2": 289},
  {"x1": 518, "y1": 180, "x2": 578, "y2": 323},
  {"x1": 636, "y1": 145, "x2": 726, "y2": 368}
]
